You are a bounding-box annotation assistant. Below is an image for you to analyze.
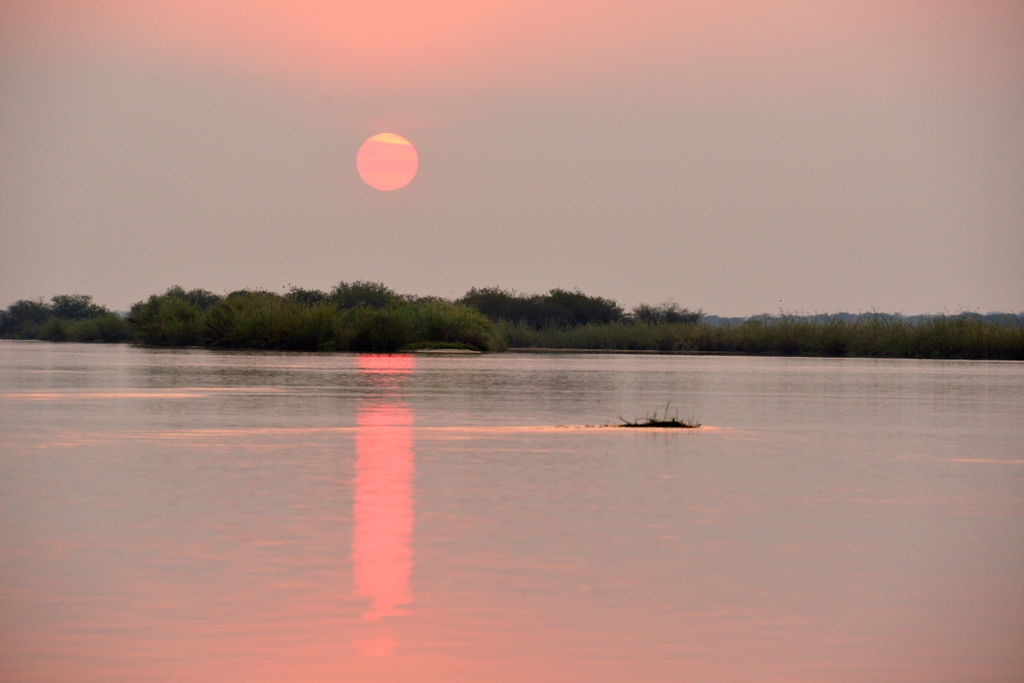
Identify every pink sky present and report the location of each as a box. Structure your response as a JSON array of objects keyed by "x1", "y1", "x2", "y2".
[
  {"x1": 5, "y1": 1, "x2": 1019, "y2": 95},
  {"x1": 0, "y1": 1, "x2": 1021, "y2": 313}
]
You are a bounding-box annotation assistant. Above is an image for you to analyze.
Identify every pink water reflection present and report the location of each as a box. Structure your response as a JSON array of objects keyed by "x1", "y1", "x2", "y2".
[
  {"x1": 4, "y1": 346, "x2": 1021, "y2": 682},
  {"x1": 352, "y1": 403, "x2": 414, "y2": 621},
  {"x1": 356, "y1": 353, "x2": 415, "y2": 377},
  {"x1": 351, "y1": 355, "x2": 415, "y2": 654}
]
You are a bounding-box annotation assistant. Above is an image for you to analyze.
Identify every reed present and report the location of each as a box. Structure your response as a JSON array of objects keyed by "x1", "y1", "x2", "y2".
[
  {"x1": 497, "y1": 321, "x2": 698, "y2": 352},
  {"x1": 38, "y1": 313, "x2": 134, "y2": 343},
  {"x1": 501, "y1": 314, "x2": 1024, "y2": 360}
]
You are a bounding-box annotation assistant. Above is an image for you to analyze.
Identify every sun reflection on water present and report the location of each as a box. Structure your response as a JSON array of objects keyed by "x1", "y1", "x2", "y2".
[{"x1": 351, "y1": 355, "x2": 415, "y2": 655}]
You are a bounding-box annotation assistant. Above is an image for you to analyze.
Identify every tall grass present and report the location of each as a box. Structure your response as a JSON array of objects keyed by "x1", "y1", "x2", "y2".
[
  {"x1": 498, "y1": 320, "x2": 692, "y2": 352},
  {"x1": 500, "y1": 314, "x2": 1024, "y2": 360},
  {"x1": 36, "y1": 313, "x2": 133, "y2": 343}
]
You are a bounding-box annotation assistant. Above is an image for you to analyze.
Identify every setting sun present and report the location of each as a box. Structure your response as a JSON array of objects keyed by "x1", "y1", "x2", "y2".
[
  {"x1": 1, "y1": 2, "x2": 1022, "y2": 681},
  {"x1": 356, "y1": 133, "x2": 418, "y2": 191}
]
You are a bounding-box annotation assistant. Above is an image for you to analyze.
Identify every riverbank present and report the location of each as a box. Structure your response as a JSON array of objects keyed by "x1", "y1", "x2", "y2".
[
  {"x1": 1, "y1": 287, "x2": 506, "y2": 353},
  {"x1": 3, "y1": 285, "x2": 1022, "y2": 360},
  {"x1": 499, "y1": 316, "x2": 1024, "y2": 360}
]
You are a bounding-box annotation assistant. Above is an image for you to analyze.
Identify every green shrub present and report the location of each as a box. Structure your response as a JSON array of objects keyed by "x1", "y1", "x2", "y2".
[
  {"x1": 200, "y1": 292, "x2": 336, "y2": 350},
  {"x1": 162, "y1": 286, "x2": 222, "y2": 311},
  {"x1": 343, "y1": 306, "x2": 415, "y2": 353},
  {"x1": 0, "y1": 299, "x2": 52, "y2": 336},
  {"x1": 330, "y1": 281, "x2": 399, "y2": 310},
  {"x1": 50, "y1": 294, "x2": 107, "y2": 320},
  {"x1": 407, "y1": 300, "x2": 507, "y2": 351},
  {"x1": 632, "y1": 302, "x2": 702, "y2": 325},
  {"x1": 1, "y1": 295, "x2": 113, "y2": 337},
  {"x1": 66, "y1": 313, "x2": 132, "y2": 342},
  {"x1": 285, "y1": 287, "x2": 329, "y2": 307},
  {"x1": 279, "y1": 304, "x2": 336, "y2": 350},
  {"x1": 37, "y1": 317, "x2": 69, "y2": 341},
  {"x1": 459, "y1": 287, "x2": 624, "y2": 328},
  {"x1": 128, "y1": 295, "x2": 202, "y2": 346},
  {"x1": 202, "y1": 291, "x2": 281, "y2": 348}
]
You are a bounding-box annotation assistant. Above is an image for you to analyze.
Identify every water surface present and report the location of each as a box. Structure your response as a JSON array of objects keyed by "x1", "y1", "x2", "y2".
[{"x1": 1, "y1": 342, "x2": 1022, "y2": 682}]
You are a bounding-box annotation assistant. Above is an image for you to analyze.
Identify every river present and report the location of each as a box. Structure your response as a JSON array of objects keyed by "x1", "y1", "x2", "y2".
[{"x1": 1, "y1": 342, "x2": 1021, "y2": 682}]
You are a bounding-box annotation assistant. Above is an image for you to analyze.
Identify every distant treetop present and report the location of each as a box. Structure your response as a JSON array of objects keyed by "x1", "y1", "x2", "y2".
[
  {"x1": 458, "y1": 287, "x2": 624, "y2": 328},
  {"x1": 330, "y1": 281, "x2": 400, "y2": 310}
]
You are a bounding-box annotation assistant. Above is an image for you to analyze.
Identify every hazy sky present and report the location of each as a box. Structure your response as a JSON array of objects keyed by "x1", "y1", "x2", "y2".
[{"x1": 1, "y1": 1, "x2": 1022, "y2": 315}]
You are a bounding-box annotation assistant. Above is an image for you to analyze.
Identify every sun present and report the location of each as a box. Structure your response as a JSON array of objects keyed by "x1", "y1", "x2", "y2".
[{"x1": 356, "y1": 133, "x2": 418, "y2": 191}]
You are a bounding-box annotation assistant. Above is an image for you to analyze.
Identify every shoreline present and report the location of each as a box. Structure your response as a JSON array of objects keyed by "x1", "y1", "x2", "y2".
[
  {"x1": 4, "y1": 286, "x2": 1022, "y2": 361},
  {"x1": 4, "y1": 339, "x2": 1022, "y2": 362}
]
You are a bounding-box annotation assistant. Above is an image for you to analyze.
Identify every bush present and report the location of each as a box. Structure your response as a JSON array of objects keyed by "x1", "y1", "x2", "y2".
[
  {"x1": 0, "y1": 299, "x2": 52, "y2": 337},
  {"x1": 72, "y1": 312, "x2": 133, "y2": 342},
  {"x1": 632, "y1": 302, "x2": 702, "y2": 325},
  {"x1": 279, "y1": 304, "x2": 336, "y2": 350},
  {"x1": 407, "y1": 300, "x2": 507, "y2": 351},
  {"x1": 162, "y1": 286, "x2": 222, "y2": 311},
  {"x1": 1, "y1": 294, "x2": 121, "y2": 340},
  {"x1": 50, "y1": 294, "x2": 107, "y2": 320},
  {"x1": 2, "y1": 285, "x2": 507, "y2": 352},
  {"x1": 203, "y1": 292, "x2": 338, "y2": 350},
  {"x1": 37, "y1": 317, "x2": 69, "y2": 341},
  {"x1": 128, "y1": 294, "x2": 203, "y2": 346},
  {"x1": 341, "y1": 306, "x2": 414, "y2": 353},
  {"x1": 459, "y1": 287, "x2": 624, "y2": 328},
  {"x1": 330, "y1": 281, "x2": 399, "y2": 310},
  {"x1": 35, "y1": 313, "x2": 132, "y2": 343},
  {"x1": 195, "y1": 292, "x2": 503, "y2": 353},
  {"x1": 285, "y1": 287, "x2": 329, "y2": 307},
  {"x1": 203, "y1": 291, "x2": 284, "y2": 348}
]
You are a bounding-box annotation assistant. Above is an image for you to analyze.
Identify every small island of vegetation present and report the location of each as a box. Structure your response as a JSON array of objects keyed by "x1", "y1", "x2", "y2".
[
  {"x1": 619, "y1": 405, "x2": 701, "y2": 429},
  {"x1": 1, "y1": 282, "x2": 1022, "y2": 360}
]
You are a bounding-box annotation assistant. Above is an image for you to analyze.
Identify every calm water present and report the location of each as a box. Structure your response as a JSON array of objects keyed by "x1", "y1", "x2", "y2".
[{"x1": 1, "y1": 342, "x2": 1022, "y2": 682}]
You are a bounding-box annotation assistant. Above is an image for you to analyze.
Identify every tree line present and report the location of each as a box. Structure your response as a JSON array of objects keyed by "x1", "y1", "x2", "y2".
[
  {"x1": 3, "y1": 283, "x2": 1021, "y2": 359},
  {"x1": 1, "y1": 283, "x2": 700, "y2": 340}
]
